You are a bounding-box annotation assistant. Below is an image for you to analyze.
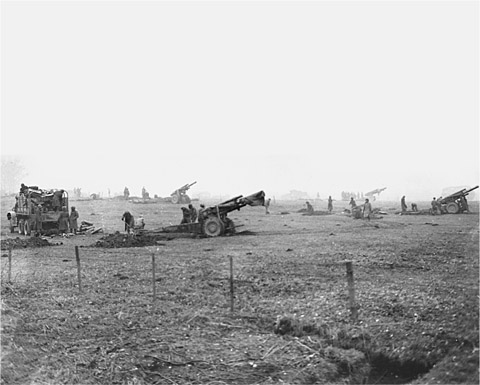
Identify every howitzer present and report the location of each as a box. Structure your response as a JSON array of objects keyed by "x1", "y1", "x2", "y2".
[
  {"x1": 162, "y1": 190, "x2": 265, "y2": 237},
  {"x1": 170, "y1": 181, "x2": 197, "y2": 204},
  {"x1": 365, "y1": 187, "x2": 387, "y2": 197},
  {"x1": 439, "y1": 185, "x2": 478, "y2": 214}
]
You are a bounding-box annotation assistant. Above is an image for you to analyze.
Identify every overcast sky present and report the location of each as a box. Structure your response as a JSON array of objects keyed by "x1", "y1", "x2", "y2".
[{"x1": 1, "y1": 1, "x2": 478, "y2": 201}]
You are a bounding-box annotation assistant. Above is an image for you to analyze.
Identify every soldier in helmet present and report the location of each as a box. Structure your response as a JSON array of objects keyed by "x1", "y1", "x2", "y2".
[
  {"x1": 188, "y1": 204, "x2": 197, "y2": 222},
  {"x1": 181, "y1": 207, "x2": 191, "y2": 224}
]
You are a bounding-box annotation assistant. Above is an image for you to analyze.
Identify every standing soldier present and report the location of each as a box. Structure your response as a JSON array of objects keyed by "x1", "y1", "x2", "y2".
[
  {"x1": 265, "y1": 198, "x2": 271, "y2": 214},
  {"x1": 401, "y1": 196, "x2": 408, "y2": 212},
  {"x1": 327, "y1": 196, "x2": 333, "y2": 213},
  {"x1": 198, "y1": 204, "x2": 206, "y2": 224},
  {"x1": 52, "y1": 190, "x2": 62, "y2": 211},
  {"x1": 58, "y1": 207, "x2": 70, "y2": 236},
  {"x1": 124, "y1": 187, "x2": 130, "y2": 200},
  {"x1": 363, "y1": 198, "x2": 372, "y2": 221},
  {"x1": 188, "y1": 204, "x2": 197, "y2": 222},
  {"x1": 69, "y1": 206, "x2": 79, "y2": 234},
  {"x1": 349, "y1": 197, "x2": 357, "y2": 211}
]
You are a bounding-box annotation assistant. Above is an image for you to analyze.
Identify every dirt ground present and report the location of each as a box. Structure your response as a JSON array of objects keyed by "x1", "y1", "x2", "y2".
[{"x1": 1, "y1": 196, "x2": 478, "y2": 384}]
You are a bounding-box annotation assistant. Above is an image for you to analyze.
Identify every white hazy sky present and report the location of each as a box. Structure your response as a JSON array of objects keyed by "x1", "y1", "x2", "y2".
[{"x1": 1, "y1": 1, "x2": 479, "y2": 201}]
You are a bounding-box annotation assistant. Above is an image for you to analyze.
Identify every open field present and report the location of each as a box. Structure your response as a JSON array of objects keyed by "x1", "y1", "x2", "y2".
[{"x1": 1, "y1": 196, "x2": 479, "y2": 384}]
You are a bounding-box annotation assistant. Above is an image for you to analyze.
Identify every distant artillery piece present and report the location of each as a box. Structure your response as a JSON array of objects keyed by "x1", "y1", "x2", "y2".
[
  {"x1": 365, "y1": 187, "x2": 387, "y2": 201},
  {"x1": 161, "y1": 190, "x2": 266, "y2": 237},
  {"x1": 439, "y1": 186, "x2": 478, "y2": 214},
  {"x1": 170, "y1": 181, "x2": 197, "y2": 204}
]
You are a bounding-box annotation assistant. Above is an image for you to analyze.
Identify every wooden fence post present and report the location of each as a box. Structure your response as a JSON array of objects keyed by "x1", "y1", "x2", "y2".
[
  {"x1": 8, "y1": 246, "x2": 12, "y2": 283},
  {"x1": 75, "y1": 246, "x2": 82, "y2": 293},
  {"x1": 346, "y1": 261, "x2": 357, "y2": 322},
  {"x1": 229, "y1": 255, "x2": 234, "y2": 313},
  {"x1": 152, "y1": 253, "x2": 157, "y2": 304}
]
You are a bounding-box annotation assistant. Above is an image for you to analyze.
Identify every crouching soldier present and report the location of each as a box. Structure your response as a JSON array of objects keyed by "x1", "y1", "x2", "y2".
[{"x1": 122, "y1": 211, "x2": 135, "y2": 233}]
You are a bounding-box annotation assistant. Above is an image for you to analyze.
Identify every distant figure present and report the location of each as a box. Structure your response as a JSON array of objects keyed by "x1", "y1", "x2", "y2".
[
  {"x1": 69, "y1": 206, "x2": 79, "y2": 234},
  {"x1": 401, "y1": 196, "x2": 408, "y2": 212},
  {"x1": 460, "y1": 196, "x2": 469, "y2": 213},
  {"x1": 142, "y1": 186, "x2": 148, "y2": 199},
  {"x1": 436, "y1": 197, "x2": 443, "y2": 214},
  {"x1": 411, "y1": 203, "x2": 418, "y2": 212},
  {"x1": 431, "y1": 198, "x2": 440, "y2": 215},
  {"x1": 198, "y1": 204, "x2": 206, "y2": 224},
  {"x1": 306, "y1": 201, "x2": 314, "y2": 214},
  {"x1": 363, "y1": 198, "x2": 372, "y2": 221},
  {"x1": 136, "y1": 215, "x2": 145, "y2": 229},
  {"x1": 189, "y1": 204, "x2": 197, "y2": 222},
  {"x1": 327, "y1": 196, "x2": 333, "y2": 213},
  {"x1": 124, "y1": 187, "x2": 130, "y2": 200},
  {"x1": 349, "y1": 197, "x2": 357, "y2": 210},
  {"x1": 20, "y1": 183, "x2": 28, "y2": 194},
  {"x1": 122, "y1": 211, "x2": 135, "y2": 233},
  {"x1": 58, "y1": 207, "x2": 70, "y2": 235},
  {"x1": 265, "y1": 198, "x2": 271, "y2": 214},
  {"x1": 181, "y1": 207, "x2": 191, "y2": 224}
]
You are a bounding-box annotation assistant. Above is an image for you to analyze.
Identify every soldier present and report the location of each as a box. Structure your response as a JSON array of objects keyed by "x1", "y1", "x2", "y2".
[
  {"x1": 136, "y1": 214, "x2": 145, "y2": 229},
  {"x1": 306, "y1": 201, "x2": 314, "y2": 214},
  {"x1": 411, "y1": 203, "x2": 418, "y2": 212},
  {"x1": 198, "y1": 204, "x2": 206, "y2": 224},
  {"x1": 327, "y1": 196, "x2": 333, "y2": 213},
  {"x1": 349, "y1": 197, "x2": 357, "y2": 211},
  {"x1": 181, "y1": 207, "x2": 191, "y2": 224},
  {"x1": 122, "y1": 211, "x2": 135, "y2": 233},
  {"x1": 124, "y1": 187, "x2": 130, "y2": 200},
  {"x1": 188, "y1": 204, "x2": 197, "y2": 222},
  {"x1": 401, "y1": 196, "x2": 408, "y2": 212},
  {"x1": 363, "y1": 198, "x2": 372, "y2": 221},
  {"x1": 52, "y1": 190, "x2": 63, "y2": 211},
  {"x1": 431, "y1": 198, "x2": 439, "y2": 215},
  {"x1": 265, "y1": 198, "x2": 271, "y2": 214},
  {"x1": 58, "y1": 207, "x2": 70, "y2": 236},
  {"x1": 69, "y1": 206, "x2": 79, "y2": 234}
]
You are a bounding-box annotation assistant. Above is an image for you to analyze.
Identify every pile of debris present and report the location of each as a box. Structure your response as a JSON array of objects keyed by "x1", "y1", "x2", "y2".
[
  {"x1": 78, "y1": 221, "x2": 103, "y2": 235},
  {"x1": 93, "y1": 232, "x2": 167, "y2": 248},
  {"x1": 1, "y1": 237, "x2": 52, "y2": 250}
]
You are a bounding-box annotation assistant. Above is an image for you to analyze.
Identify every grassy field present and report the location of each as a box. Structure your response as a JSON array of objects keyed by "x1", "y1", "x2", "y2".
[{"x1": 1, "y1": 196, "x2": 478, "y2": 384}]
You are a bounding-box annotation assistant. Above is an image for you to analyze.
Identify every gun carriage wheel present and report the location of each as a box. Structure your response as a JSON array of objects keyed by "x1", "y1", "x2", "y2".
[
  {"x1": 446, "y1": 202, "x2": 459, "y2": 214},
  {"x1": 171, "y1": 194, "x2": 179, "y2": 204},
  {"x1": 203, "y1": 217, "x2": 224, "y2": 237}
]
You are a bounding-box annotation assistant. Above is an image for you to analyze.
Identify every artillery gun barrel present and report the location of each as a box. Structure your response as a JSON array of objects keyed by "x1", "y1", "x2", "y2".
[{"x1": 465, "y1": 185, "x2": 479, "y2": 194}]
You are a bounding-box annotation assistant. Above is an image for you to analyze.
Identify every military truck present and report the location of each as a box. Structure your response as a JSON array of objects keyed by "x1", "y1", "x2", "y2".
[{"x1": 7, "y1": 186, "x2": 69, "y2": 235}]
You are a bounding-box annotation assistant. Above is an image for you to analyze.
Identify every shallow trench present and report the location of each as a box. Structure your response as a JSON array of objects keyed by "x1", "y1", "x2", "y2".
[
  {"x1": 365, "y1": 353, "x2": 432, "y2": 384},
  {"x1": 270, "y1": 316, "x2": 433, "y2": 384}
]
